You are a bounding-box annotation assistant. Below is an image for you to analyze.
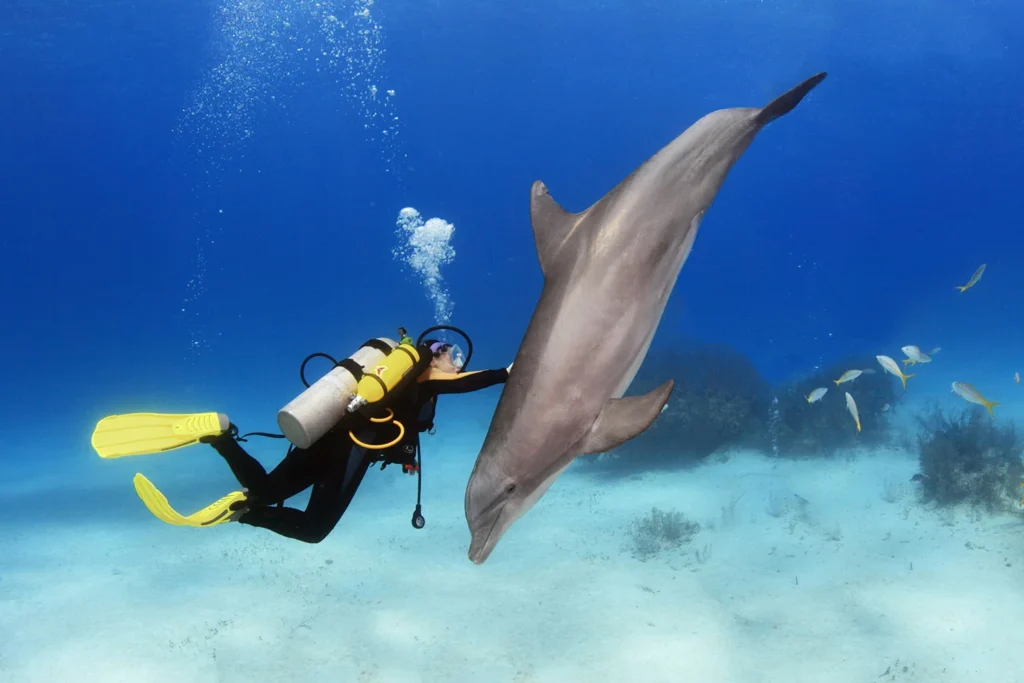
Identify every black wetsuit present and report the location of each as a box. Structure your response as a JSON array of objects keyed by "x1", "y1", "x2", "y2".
[{"x1": 205, "y1": 367, "x2": 509, "y2": 543}]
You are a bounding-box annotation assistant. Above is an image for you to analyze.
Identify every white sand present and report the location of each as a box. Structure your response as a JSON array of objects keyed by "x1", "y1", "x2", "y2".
[{"x1": 1, "y1": 443, "x2": 1022, "y2": 682}]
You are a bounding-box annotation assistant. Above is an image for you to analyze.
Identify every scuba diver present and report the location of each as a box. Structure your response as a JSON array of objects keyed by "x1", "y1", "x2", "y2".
[{"x1": 90, "y1": 328, "x2": 511, "y2": 543}]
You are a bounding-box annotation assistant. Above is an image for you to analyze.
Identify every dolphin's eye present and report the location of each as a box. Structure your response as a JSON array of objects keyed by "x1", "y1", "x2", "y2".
[{"x1": 505, "y1": 483, "x2": 517, "y2": 495}]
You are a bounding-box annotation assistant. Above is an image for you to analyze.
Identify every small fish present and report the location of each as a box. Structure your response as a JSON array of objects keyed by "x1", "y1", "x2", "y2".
[
  {"x1": 951, "y1": 381, "x2": 999, "y2": 417},
  {"x1": 1015, "y1": 372, "x2": 1020, "y2": 385},
  {"x1": 882, "y1": 403, "x2": 890, "y2": 412},
  {"x1": 900, "y1": 345, "x2": 933, "y2": 367},
  {"x1": 877, "y1": 355, "x2": 915, "y2": 390},
  {"x1": 833, "y1": 369, "x2": 863, "y2": 386},
  {"x1": 845, "y1": 392, "x2": 861, "y2": 432},
  {"x1": 955, "y1": 264, "x2": 986, "y2": 293},
  {"x1": 805, "y1": 387, "x2": 828, "y2": 403},
  {"x1": 929, "y1": 347, "x2": 941, "y2": 355}
]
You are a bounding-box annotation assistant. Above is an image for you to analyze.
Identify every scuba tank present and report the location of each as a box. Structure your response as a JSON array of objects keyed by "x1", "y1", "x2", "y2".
[
  {"x1": 345, "y1": 343, "x2": 421, "y2": 413},
  {"x1": 277, "y1": 338, "x2": 428, "y2": 449}
]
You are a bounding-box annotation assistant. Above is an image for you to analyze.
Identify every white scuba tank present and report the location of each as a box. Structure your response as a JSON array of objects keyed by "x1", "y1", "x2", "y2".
[{"x1": 277, "y1": 337, "x2": 398, "y2": 449}]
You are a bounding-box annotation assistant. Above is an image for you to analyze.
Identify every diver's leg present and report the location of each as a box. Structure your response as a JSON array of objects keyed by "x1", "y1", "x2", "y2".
[
  {"x1": 202, "y1": 430, "x2": 271, "y2": 492},
  {"x1": 235, "y1": 438, "x2": 371, "y2": 543},
  {"x1": 297, "y1": 442, "x2": 372, "y2": 539},
  {"x1": 248, "y1": 444, "x2": 322, "y2": 504},
  {"x1": 204, "y1": 428, "x2": 327, "y2": 505}
]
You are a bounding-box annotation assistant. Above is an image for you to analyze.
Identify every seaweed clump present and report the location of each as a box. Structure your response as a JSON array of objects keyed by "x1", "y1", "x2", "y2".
[
  {"x1": 626, "y1": 507, "x2": 701, "y2": 561},
  {"x1": 592, "y1": 341, "x2": 771, "y2": 470},
  {"x1": 914, "y1": 405, "x2": 1023, "y2": 511},
  {"x1": 772, "y1": 355, "x2": 895, "y2": 457}
]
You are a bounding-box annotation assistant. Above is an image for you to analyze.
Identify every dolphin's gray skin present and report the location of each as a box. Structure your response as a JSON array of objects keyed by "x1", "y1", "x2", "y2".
[{"x1": 464, "y1": 73, "x2": 827, "y2": 564}]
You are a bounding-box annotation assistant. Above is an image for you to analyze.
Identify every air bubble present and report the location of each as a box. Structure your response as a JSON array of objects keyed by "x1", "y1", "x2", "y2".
[{"x1": 393, "y1": 208, "x2": 456, "y2": 324}]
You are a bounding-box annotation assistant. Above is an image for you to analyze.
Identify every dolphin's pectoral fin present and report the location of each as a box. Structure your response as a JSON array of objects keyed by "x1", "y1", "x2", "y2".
[
  {"x1": 578, "y1": 380, "x2": 675, "y2": 455},
  {"x1": 755, "y1": 72, "x2": 827, "y2": 126},
  {"x1": 530, "y1": 180, "x2": 580, "y2": 277}
]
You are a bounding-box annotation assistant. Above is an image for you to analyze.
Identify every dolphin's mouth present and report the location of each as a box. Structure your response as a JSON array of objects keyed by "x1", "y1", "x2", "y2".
[{"x1": 467, "y1": 501, "x2": 507, "y2": 565}]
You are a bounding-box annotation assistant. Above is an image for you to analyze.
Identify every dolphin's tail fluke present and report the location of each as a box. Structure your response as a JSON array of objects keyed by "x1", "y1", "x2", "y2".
[{"x1": 755, "y1": 72, "x2": 828, "y2": 126}]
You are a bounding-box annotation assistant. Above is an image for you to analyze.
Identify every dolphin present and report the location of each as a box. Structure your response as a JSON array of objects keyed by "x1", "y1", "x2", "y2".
[{"x1": 464, "y1": 72, "x2": 828, "y2": 564}]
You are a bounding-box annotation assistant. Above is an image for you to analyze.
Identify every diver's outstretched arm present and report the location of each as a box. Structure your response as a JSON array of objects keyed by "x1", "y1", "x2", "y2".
[{"x1": 418, "y1": 367, "x2": 510, "y2": 395}]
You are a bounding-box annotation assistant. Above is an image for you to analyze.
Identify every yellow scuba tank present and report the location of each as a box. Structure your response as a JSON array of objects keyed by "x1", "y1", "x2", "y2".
[{"x1": 346, "y1": 342, "x2": 420, "y2": 413}]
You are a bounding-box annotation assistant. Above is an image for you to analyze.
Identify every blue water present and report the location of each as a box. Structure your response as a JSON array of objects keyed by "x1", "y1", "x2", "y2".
[{"x1": 2, "y1": 1, "x2": 1023, "y2": 681}]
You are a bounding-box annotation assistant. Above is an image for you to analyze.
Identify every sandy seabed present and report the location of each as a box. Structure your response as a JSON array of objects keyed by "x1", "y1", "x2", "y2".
[{"x1": 1, "y1": 440, "x2": 1022, "y2": 683}]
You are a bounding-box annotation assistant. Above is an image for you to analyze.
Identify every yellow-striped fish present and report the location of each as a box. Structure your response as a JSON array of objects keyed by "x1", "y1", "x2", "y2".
[
  {"x1": 951, "y1": 381, "x2": 999, "y2": 417},
  {"x1": 901, "y1": 345, "x2": 933, "y2": 367},
  {"x1": 833, "y1": 369, "x2": 862, "y2": 386},
  {"x1": 955, "y1": 264, "x2": 986, "y2": 293},
  {"x1": 845, "y1": 392, "x2": 861, "y2": 432},
  {"x1": 805, "y1": 387, "x2": 828, "y2": 403},
  {"x1": 876, "y1": 355, "x2": 914, "y2": 390}
]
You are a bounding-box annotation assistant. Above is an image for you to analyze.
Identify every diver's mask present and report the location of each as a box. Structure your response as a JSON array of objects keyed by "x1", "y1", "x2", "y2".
[
  {"x1": 430, "y1": 341, "x2": 465, "y2": 370},
  {"x1": 449, "y1": 344, "x2": 466, "y2": 370}
]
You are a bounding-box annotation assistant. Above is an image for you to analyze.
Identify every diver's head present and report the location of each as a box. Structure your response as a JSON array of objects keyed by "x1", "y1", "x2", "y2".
[{"x1": 426, "y1": 340, "x2": 464, "y2": 373}]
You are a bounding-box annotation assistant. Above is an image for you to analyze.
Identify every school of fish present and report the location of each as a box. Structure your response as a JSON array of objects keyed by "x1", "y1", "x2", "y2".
[{"x1": 804, "y1": 263, "x2": 1009, "y2": 434}]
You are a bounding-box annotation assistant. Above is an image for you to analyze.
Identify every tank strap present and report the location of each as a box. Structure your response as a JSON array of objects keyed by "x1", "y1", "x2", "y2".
[
  {"x1": 362, "y1": 338, "x2": 394, "y2": 355},
  {"x1": 337, "y1": 357, "x2": 363, "y2": 380}
]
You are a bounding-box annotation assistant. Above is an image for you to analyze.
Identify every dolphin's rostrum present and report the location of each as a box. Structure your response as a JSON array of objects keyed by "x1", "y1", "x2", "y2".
[{"x1": 464, "y1": 73, "x2": 828, "y2": 564}]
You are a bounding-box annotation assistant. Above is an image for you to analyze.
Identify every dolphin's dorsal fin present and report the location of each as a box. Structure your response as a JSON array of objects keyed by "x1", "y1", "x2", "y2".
[
  {"x1": 530, "y1": 180, "x2": 580, "y2": 277},
  {"x1": 578, "y1": 379, "x2": 674, "y2": 455}
]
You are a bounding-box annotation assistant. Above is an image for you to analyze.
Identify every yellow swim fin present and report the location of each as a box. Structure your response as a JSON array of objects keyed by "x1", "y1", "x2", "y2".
[
  {"x1": 91, "y1": 412, "x2": 230, "y2": 458},
  {"x1": 132, "y1": 473, "x2": 247, "y2": 527}
]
